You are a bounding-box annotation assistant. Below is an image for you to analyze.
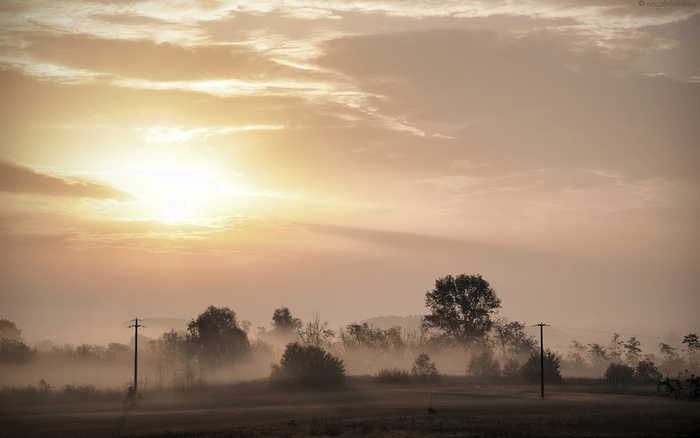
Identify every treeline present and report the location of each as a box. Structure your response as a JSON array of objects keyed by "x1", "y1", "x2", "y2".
[
  {"x1": 563, "y1": 333, "x2": 700, "y2": 383},
  {"x1": 1, "y1": 274, "x2": 698, "y2": 389}
]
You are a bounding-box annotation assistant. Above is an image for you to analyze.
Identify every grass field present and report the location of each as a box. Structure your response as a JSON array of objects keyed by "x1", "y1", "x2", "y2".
[{"x1": 1, "y1": 378, "x2": 698, "y2": 437}]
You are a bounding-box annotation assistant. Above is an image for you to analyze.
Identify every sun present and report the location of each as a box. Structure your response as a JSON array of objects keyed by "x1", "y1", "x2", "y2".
[
  {"x1": 110, "y1": 165, "x2": 235, "y2": 224},
  {"x1": 143, "y1": 168, "x2": 230, "y2": 224}
]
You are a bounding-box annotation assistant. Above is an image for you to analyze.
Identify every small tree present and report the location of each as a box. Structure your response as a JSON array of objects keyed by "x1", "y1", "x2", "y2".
[
  {"x1": 521, "y1": 350, "x2": 562, "y2": 383},
  {"x1": 605, "y1": 363, "x2": 634, "y2": 386},
  {"x1": 623, "y1": 336, "x2": 642, "y2": 366},
  {"x1": 608, "y1": 333, "x2": 624, "y2": 363},
  {"x1": 0, "y1": 338, "x2": 34, "y2": 364},
  {"x1": 658, "y1": 342, "x2": 685, "y2": 377},
  {"x1": 635, "y1": 359, "x2": 662, "y2": 383},
  {"x1": 341, "y1": 323, "x2": 403, "y2": 351},
  {"x1": 0, "y1": 319, "x2": 22, "y2": 341},
  {"x1": 682, "y1": 333, "x2": 699, "y2": 369},
  {"x1": 411, "y1": 353, "x2": 440, "y2": 382},
  {"x1": 468, "y1": 349, "x2": 501, "y2": 378},
  {"x1": 297, "y1": 314, "x2": 335, "y2": 349},
  {"x1": 271, "y1": 343, "x2": 345, "y2": 387},
  {"x1": 272, "y1": 307, "x2": 301, "y2": 334}
]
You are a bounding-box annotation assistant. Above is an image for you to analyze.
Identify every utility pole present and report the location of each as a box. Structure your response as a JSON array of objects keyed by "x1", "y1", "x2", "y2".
[
  {"x1": 536, "y1": 323, "x2": 549, "y2": 399},
  {"x1": 128, "y1": 318, "x2": 143, "y2": 393}
]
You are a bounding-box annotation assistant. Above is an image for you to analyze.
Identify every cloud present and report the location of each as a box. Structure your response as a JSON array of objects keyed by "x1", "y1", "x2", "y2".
[
  {"x1": 12, "y1": 34, "x2": 302, "y2": 82},
  {"x1": 0, "y1": 160, "x2": 132, "y2": 200}
]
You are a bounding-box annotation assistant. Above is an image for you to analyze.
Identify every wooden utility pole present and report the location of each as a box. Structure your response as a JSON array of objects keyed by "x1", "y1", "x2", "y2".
[
  {"x1": 128, "y1": 319, "x2": 143, "y2": 393},
  {"x1": 536, "y1": 323, "x2": 549, "y2": 399}
]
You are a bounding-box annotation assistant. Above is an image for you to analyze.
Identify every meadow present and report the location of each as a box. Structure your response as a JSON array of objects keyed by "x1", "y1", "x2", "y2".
[{"x1": 2, "y1": 378, "x2": 698, "y2": 438}]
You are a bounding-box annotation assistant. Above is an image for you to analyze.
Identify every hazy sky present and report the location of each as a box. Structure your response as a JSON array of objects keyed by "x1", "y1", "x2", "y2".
[{"x1": 0, "y1": 0, "x2": 698, "y2": 344}]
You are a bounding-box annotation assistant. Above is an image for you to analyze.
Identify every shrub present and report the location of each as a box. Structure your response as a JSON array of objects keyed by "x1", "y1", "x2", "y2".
[
  {"x1": 605, "y1": 363, "x2": 635, "y2": 386},
  {"x1": 468, "y1": 349, "x2": 501, "y2": 378},
  {"x1": 521, "y1": 350, "x2": 562, "y2": 383},
  {"x1": 271, "y1": 343, "x2": 345, "y2": 387},
  {"x1": 411, "y1": 353, "x2": 440, "y2": 382},
  {"x1": 376, "y1": 368, "x2": 412, "y2": 384}
]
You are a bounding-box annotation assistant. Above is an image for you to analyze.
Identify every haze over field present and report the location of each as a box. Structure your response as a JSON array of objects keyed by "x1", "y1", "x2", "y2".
[{"x1": 0, "y1": 0, "x2": 698, "y2": 345}]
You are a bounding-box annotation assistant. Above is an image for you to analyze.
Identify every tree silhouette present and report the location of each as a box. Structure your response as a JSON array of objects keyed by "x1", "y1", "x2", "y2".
[
  {"x1": 272, "y1": 307, "x2": 301, "y2": 334},
  {"x1": 0, "y1": 319, "x2": 22, "y2": 341},
  {"x1": 682, "y1": 333, "x2": 699, "y2": 368},
  {"x1": 423, "y1": 274, "x2": 501, "y2": 346},
  {"x1": 623, "y1": 336, "x2": 642, "y2": 366},
  {"x1": 468, "y1": 349, "x2": 501, "y2": 378},
  {"x1": 187, "y1": 306, "x2": 249, "y2": 370},
  {"x1": 297, "y1": 314, "x2": 335, "y2": 349},
  {"x1": 412, "y1": 353, "x2": 440, "y2": 382},
  {"x1": 341, "y1": 323, "x2": 403, "y2": 351},
  {"x1": 492, "y1": 318, "x2": 536, "y2": 357}
]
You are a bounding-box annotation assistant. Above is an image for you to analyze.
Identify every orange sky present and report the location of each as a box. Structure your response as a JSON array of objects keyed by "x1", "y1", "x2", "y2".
[{"x1": 0, "y1": 0, "x2": 698, "y2": 344}]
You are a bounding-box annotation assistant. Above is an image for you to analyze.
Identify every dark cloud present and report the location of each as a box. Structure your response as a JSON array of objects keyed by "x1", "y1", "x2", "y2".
[{"x1": 0, "y1": 160, "x2": 131, "y2": 200}]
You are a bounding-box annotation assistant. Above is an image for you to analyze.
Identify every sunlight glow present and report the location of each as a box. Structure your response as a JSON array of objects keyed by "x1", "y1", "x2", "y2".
[{"x1": 140, "y1": 168, "x2": 229, "y2": 224}]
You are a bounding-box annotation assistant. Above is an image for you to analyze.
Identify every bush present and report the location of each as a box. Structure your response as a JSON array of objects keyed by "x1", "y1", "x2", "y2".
[
  {"x1": 468, "y1": 349, "x2": 501, "y2": 378},
  {"x1": 605, "y1": 363, "x2": 635, "y2": 386},
  {"x1": 411, "y1": 353, "x2": 440, "y2": 382},
  {"x1": 271, "y1": 343, "x2": 345, "y2": 387},
  {"x1": 376, "y1": 368, "x2": 412, "y2": 384},
  {"x1": 521, "y1": 350, "x2": 562, "y2": 383}
]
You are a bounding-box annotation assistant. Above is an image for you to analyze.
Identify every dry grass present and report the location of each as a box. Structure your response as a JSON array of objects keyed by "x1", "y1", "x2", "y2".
[{"x1": 1, "y1": 378, "x2": 697, "y2": 437}]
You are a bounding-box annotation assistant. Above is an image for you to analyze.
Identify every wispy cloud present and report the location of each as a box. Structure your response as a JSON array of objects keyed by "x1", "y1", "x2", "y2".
[
  {"x1": 138, "y1": 125, "x2": 285, "y2": 143},
  {"x1": 0, "y1": 160, "x2": 132, "y2": 200}
]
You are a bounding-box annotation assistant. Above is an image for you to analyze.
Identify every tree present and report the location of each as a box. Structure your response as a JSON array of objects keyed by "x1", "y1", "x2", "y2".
[
  {"x1": 605, "y1": 363, "x2": 634, "y2": 386},
  {"x1": 635, "y1": 359, "x2": 662, "y2": 383},
  {"x1": 608, "y1": 333, "x2": 624, "y2": 363},
  {"x1": 423, "y1": 274, "x2": 501, "y2": 346},
  {"x1": 659, "y1": 342, "x2": 677, "y2": 361},
  {"x1": 0, "y1": 319, "x2": 22, "y2": 341},
  {"x1": 341, "y1": 323, "x2": 403, "y2": 351},
  {"x1": 468, "y1": 349, "x2": 501, "y2": 378},
  {"x1": 658, "y1": 342, "x2": 685, "y2": 377},
  {"x1": 623, "y1": 336, "x2": 642, "y2": 366},
  {"x1": 492, "y1": 318, "x2": 536, "y2": 358},
  {"x1": 412, "y1": 353, "x2": 440, "y2": 382},
  {"x1": 271, "y1": 343, "x2": 345, "y2": 387},
  {"x1": 272, "y1": 307, "x2": 301, "y2": 334},
  {"x1": 187, "y1": 306, "x2": 249, "y2": 370},
  {"x1": 587, "y1": 343, "x2": 608, "y2": 369},
  {"x1": 682, "y1": 333, "x2": 699, "y2": 366},
  {"x1": 521, "y1": 350, "x2": 562, "y2": 383},
  {"x1": 567, "y1": 340, "x2": 587, "y2": 367},
  {"x1": 0, "y1": 338, "x2": 34, "y2": 364},
  {"x1": 297, "y1": 314, "x2": 335, "y2": 349}
]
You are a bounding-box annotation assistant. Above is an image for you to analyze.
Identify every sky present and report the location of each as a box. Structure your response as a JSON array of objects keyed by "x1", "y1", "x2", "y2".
[{"x1": 0, "y1": 0, "x2": 698, "y2": 345}]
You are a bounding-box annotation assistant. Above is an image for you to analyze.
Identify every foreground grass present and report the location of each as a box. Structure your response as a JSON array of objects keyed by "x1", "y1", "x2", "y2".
[{"x1": 1, "y1": 378, "x2": 698, "y2": 437}]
